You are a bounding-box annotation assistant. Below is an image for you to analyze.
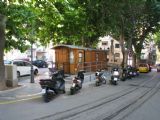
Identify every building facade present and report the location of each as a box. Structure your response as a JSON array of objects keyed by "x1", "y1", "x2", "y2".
[
  {"x1": 4, "y1": 43, "x2": 55, "y2": 62},
  {"x1": 98, "y1": 36, "x2": 123, "y2": 66},
  {"x1": 140, "y1": 41, "x2": 156, "y2": 65}
]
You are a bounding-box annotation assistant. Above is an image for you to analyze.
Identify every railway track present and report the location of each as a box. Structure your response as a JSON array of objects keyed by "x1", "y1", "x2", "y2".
[{"x1": 36, "y1": 73, "x2": 160, "y2": 120}]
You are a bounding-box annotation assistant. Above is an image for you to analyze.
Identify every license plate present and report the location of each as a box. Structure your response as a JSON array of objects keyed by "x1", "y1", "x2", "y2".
[
  {"x1": 114, "y1": 78, "x2": 118, "y2": 81},
  {"x1": 41, "y1": 89, "x2": 46, "y2": 94}
]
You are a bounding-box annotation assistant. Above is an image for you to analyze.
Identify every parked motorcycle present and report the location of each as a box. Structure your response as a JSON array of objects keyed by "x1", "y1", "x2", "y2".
[
  {"x1": 70, "y1": 76, "x2": 82, "y2": 95},
  {"x1": 39, "y1": 72, "x2": 65, "y2": 102},
  {"x1": 95, "y1": 70, "x2": 107, "y2": 86},
  {"x1": 132, "y1": 67, "x2": 139, "y2": 77},
  {"x1": 121, "y1": 68, "x2": 128, "y2": 81},
  {"x1": 49, "y1": 68, "x2": 64, "y2": 79},
  {"x1": 125, "y1": 66, "x2": 133, "y2": 79},
  {"x1": 70, "y1": 71, "x2": 84, "y2": 95},
  {"x1": 110, "y1": 68, "x2": 119, "y2": 85},
  {"x1": 121, "y1": 66, "x2": 134, "y2": 80},
  {"x1": 126, "y1": 66, "x2": 139, "y2": 79}
]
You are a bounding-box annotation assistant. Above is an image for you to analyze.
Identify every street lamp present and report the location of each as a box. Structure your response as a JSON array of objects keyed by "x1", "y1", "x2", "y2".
[
  {"x1": 30, "y1": 20, "x2": 35, "y2": 83},
  {"x1": 23, "y1": 15, "x2": 37, "y2": 83},
  {"x1": 106, "y1": 47, "x2": 110, "y2": 70}
]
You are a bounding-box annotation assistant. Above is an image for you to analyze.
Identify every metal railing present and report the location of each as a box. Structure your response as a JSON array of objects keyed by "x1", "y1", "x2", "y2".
[
  {"x1": 49, "y1": 61, "x2": 121, "y2": 74},
  {"x1": 77, "y1": 61, "x2": 108, "y2": 73}
]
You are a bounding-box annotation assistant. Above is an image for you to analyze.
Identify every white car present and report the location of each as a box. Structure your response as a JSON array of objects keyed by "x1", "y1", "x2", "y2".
[
  {"x1": 157, "y1": 64, "x2": 160, "y2": 72},
  {"x1": 5, "y1": 60, "x2": 39, "y2": 77}
]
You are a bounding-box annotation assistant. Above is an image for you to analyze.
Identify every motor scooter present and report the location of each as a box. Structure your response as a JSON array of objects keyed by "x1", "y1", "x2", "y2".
[
  {"x1": 95, "y1": 70, "x2": 107, "y2": 86},
  {"x1": 121, "y1": 68, "x2": 127, "y2": 81},
  {"x1": 39, "y1": 72, "x2": 65, "y2": 102},
  {"x1": 70, "y1": 76, "x2": 82, "y2": 95},
  {"x1": 70, "y1": 71, "x2": 84, "y2": 95},
  {"x1": 132, "y1": 67, "x2": 139, "y2": 77},
  {"x1": 126, "y1": 66, "x2": 133, "y2": 79},
  {"x1": 110, "y1": 68, "x2": 119, "y2": 85}
]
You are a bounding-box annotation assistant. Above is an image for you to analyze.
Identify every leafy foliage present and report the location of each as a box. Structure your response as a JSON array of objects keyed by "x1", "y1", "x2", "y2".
[
  {"x1": 1, "y1": 0, "x2": 160, "y2": 54},
  {"x1": 131, "y1": 0, "x2": 160, "y2": 58},
  {"x1": 0, "y1": 1, "x2": 40, "y2": 52}
]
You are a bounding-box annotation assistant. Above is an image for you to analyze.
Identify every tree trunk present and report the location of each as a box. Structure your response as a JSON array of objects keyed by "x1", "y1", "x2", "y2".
[
  {"x1": 134, "y1": 44, "x2": 142, "y2": 66},
  {"x1": 132, "y1": 53, "x2": 137, "y2": 67},
  {"x1": 136, "y1": 57, "x2": 140, "y2": 66},
  {"x1": 119, "y1": 16, "x2": 126, "y2": 69},
  {"x1": 119, "y1": 35, "x2": 126, "y2": 68},
  {"x1": 0, "y1": 14, "x2": 7, "y2": 90}
]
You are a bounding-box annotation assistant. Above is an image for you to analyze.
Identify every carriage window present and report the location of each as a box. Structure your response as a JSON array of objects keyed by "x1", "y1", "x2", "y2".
[
  {"x1": 79, "y1": 52, "x2": 83, "y2": 63},
  {"x1": 96, "y1": 53, "x2": 99, "y2": 61},
  {"x1": 70, "y1": 51, "x2": 74, "y2": 64}
]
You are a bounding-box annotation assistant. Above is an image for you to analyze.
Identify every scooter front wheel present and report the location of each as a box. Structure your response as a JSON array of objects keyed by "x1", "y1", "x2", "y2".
[
  {"x1": 43, "y1": 93, "x2": 50, "y2": 103},
  {"x1": 95, "y1": 81, "x2": 100, "y2": 86},
  {"x1": 114, "y1": 81, "x2": 117, "y2": 85},
  {"x1": 121, "y1": 77, "x2": 126, "y2": 81},
  {"x1": 70, "y1": 87, "x2": 75, "y2": 95},
  {"x1": 103, "y1": 80, "x2": 107, "y2": 84},
  {"x1": 63, "y1": 89, "x2": 66, "y2": 93}
]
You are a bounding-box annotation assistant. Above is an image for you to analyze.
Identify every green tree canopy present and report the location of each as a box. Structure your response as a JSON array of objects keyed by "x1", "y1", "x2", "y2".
[{"x1": 1, "y1": 0, "x2": 160, "y2": 89}]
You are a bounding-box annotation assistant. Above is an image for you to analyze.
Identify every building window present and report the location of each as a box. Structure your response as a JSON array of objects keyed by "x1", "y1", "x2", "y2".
[
  {"x1": 115, "y1": 44, "x2": 120, "y2": 48},
  {"x1": 114, "y1": 59, "x2": 118, "y2": 62},
  {"x1": 96, "y1": 53, "x2": 99, "y2": 61},
  {"x1": 102, "y1": 41, "x2": 108, "y2": 46},
  {"x1": 79, "y1": 52, "x2": 83, "y2": 63},
  {"x1": 141, "y1": 53, "x2": 145, "y2": 59},
  {"x1": 115, "y1": 53, "x2": 120, "y2": 57}
]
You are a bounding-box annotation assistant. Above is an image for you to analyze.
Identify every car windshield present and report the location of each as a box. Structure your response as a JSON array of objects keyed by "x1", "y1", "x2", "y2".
[
  {"x1": 139, "y1": 64, "x2": 147, "y2": 67},
  {"x1": 4, "y1": 60, "x2": 12, "y2": 64}
]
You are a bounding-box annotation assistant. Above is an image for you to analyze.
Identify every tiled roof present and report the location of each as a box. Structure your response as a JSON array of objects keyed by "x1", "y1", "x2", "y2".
[{"x1": 52, "y1": 44, "x2": 98, "y2": 51}]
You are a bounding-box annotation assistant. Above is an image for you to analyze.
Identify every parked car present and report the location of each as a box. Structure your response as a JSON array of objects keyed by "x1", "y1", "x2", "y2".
[
  {"x1": 4, "y1": 60, "x2": 12, "y2": 64},
  {"x1": 32, "y1": 60, "x2": 48, "y2": 68},
  {"x1": 5, "y1": 60, "x2": 39, "y2": 77},
  {"x1": 138, "y1": 63, "x2": 149, "y2": 73},
  {"x1": 156, "y1": 64, "x2": 160, "y2": 72}
]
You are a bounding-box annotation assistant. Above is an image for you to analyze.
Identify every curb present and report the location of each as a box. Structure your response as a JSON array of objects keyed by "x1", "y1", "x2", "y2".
[
  {"x1": 0, "y1": 80, "x2": 96, "y2": 102},
  {"x1": 0, "y1": 84, "x2": 26, "y2": 94},
  {"x1": 0, "y1": 73, "x2": 98, "y2": 101}
]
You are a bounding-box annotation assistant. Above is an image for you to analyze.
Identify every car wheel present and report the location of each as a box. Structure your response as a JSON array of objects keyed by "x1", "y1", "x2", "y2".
[
  {"x1": 17, "y1": 71, "x2": 20, "y2": 78},
  {"x1": 34, "y1": 69, "x2": 38, "y2": 75}
]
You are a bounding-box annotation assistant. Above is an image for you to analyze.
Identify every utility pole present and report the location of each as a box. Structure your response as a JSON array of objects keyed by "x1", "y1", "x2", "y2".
[
  {"x1": 30, "y1": 21, "x2": 34, "y2": 83},
  {"x1": 30, "y1": 42, "x2": 34, "y2": 83}
]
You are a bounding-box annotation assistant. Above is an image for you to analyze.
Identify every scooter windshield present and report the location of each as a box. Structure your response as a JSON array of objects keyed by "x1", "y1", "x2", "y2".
[{"x1": 113, "y1": 71, "x2": 119, "y2": 76}]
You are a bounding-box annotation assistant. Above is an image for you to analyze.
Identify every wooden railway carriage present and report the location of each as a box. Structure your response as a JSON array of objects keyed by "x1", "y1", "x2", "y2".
[{"x1": 53, "y1": 44, "x2": 108, "y2": 74}]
